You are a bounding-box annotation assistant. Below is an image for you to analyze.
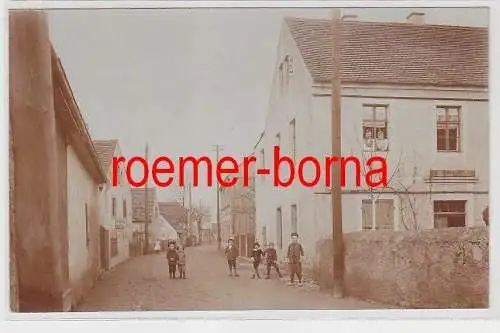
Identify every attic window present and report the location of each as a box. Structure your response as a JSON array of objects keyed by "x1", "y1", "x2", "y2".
[{"x1": 279, "y1": 55, "x2": 293, "y2": 86}]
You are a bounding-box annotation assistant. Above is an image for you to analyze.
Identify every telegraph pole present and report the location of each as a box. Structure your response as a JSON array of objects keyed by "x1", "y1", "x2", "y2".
[
  {"x1": 216, "y1": 144, "x2": 222, "y2": 250},
  {"x1": 144, "y1": 143, "x2": 149, "y2": 255},
  {"x1": 187, "y1": 181, "x2": 192, "y2": 239},
  {"x1": 331, "y1": 8, "x2": 345, "y2": 298}
]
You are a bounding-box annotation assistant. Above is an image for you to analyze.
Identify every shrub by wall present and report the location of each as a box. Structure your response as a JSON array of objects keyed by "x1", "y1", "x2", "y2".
[{"x1": 314, "y1": 227, "x2": 489, "y2": 308}]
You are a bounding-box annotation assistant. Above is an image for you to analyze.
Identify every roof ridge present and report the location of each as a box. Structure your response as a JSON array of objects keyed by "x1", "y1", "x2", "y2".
[{"x1": 284, "y1": 16, "x2": 487, "y2": 30}]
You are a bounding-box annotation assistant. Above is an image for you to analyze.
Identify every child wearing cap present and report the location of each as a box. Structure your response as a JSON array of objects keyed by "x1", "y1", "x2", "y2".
[
  {"x1": 264, "y1": 242, "x2": 283, "y2": 279},
  {"x1": 286, "y1": 232, "x2": 304, "y2": 286},
  {"x1": 250, "y1": 242, "x2": 264, "y2": 279},
  {"x1": 224, "y1": 238, "x2": 240, "y2": 277}
]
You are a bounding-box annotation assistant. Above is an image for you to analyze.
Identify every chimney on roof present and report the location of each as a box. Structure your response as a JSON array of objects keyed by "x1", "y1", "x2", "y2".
[
  {"x1": 406, "y1": 11, "x2": 425, "y2": 24},
  {"x1": 341, "y1": 14, "x2": 357, "y2": 21}
]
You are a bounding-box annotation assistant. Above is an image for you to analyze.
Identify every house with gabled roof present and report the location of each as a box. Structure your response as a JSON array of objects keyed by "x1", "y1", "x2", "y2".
[
  {"x1": 93, "y1": 139, "x2": 133, "y2": 269},
  {"x1": 158, "y1": 201, "x2": 188, "y2": 242},
  {"x1": 130, "y1": 187, "x2": 161, "y2": 253},
  {"x1": 220, "y1": 160, "x2": 256, "y2": 257},
  {"x1": 254, "y1": 13, "x2": 489, "y2": 268}
]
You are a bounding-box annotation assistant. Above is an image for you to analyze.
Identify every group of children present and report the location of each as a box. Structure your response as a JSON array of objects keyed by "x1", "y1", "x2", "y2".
[
  {"x1": 165, "y1": 241, "x2": 187, "y2": 279},
  {"x1": 224, "y1": 232, "x2": 304, "y2": 286}
]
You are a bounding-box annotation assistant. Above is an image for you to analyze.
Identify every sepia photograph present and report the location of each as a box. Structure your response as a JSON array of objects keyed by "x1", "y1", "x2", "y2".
[{"x1": 8, "y1": 4, "x2": 490, "y2": 314}]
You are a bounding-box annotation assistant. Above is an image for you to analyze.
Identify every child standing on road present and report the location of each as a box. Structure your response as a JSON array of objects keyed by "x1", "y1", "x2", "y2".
[
  {"x1": 286, "y1": 232, "x2": 304, "y2": 286},
  {"x1": 177, "y1": 246, "x2": 187, "y2": 279},
  {"x1": 264, "y1": 242, "x2": 283, "y2": 279},
  {"x1": 166, "y1": 241, "x2": 179, "y2": 279},
  {"x1": 250, "y1": 242, "x2": 264, "y2": 279},
  {"x1": 224, "y1": 238, "x2": 240, "y2": 277}
]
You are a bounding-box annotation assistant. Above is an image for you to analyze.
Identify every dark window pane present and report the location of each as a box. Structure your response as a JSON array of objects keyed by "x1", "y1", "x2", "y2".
[
  {"x1": 437, "y1": 129, "x2": 447, "y2": 150},
  {"x1": 447, "y1": 215, "x2": 465, "y2": 227},
  {"x1": 448, "y1": 128, "x2": 458, "y2": 151}
]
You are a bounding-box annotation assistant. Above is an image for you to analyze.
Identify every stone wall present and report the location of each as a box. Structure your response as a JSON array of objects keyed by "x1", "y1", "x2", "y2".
[{"x1": 314, "y1": 227, "x2": 489, "y2": 308}]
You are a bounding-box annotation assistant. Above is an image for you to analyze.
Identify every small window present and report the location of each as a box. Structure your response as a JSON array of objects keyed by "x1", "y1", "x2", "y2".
[
  {"x1": 262, "y1": 226, "x2": 267, "y2": 246},
  {"x1": 290, "y1": 119, "x2": 296, "y2": 162},
  {"x1": 361, "y1": 199, "x2": 394, "y2": 230},
  {"x1": 110, "y1": 229, "x2": 118, "y2": 257},
  {"x1": 291, "y1": 204, "x2": 298, "y2": 234},
  {"x1": 276, "y1": 207, "x2": 283, "y2": 250},
  {"x1": 363, "y1": 105, "x2": 389, "y2": 152},
  {"x1": 112, "y1": 197, "x2": 116, "y2": 217},
  {"x1": 85, "y1": 204, "x2": 90, "y2": 246},
  {"x1": 436, "y1": 106, "x2": 461, "y2": 152},
  {"x1": 278, "y1": 55, "x2": 293, "y2": 87},
  {"x1": 434, "y1": 200, "x2": 466, "y2": 228},
  {"x1": 123, "y1": 199, "x2": 127, "y2": 218}
]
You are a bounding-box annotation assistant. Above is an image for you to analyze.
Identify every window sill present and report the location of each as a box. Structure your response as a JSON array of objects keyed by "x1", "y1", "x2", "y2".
[{"x1": 363, "y1": 149, "x2": 389, "y2": 153}]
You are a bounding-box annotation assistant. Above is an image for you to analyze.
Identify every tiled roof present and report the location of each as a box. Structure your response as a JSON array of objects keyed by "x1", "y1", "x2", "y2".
[
  {"x1": 285, "y1": 17, "x2": 488, "y2": 87},
  {"x1": 92, "y1": 139, "x2": 118, "y2": 172},
  {"x1": 158, "y1": 202, "x2": 187, "y2": 232},
  {"x1": 131, "y1": 187, "x2": 157, "y2": 223}
]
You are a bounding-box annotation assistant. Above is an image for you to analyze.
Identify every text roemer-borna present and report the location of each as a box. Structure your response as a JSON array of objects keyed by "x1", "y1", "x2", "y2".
[{"x1": 112, "y1": 146, "x2": 388, "y2": 188}]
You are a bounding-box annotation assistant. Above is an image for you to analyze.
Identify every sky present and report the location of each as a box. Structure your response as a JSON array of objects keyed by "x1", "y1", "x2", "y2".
[{"x1": 47, "y1": 7, "x2": 488, "y2": 220}]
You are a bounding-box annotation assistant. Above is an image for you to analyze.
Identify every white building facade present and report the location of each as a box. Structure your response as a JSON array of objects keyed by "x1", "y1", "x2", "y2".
[
  {"x1": 93, "y1": 140, "x2": 133, "y2": 269},
  {"x1": 254, "y1": 16, "x2": 489, "y2": 267}
]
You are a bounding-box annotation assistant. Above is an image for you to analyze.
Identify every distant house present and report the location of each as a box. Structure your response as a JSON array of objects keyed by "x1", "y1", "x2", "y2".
[
  {"x1": 158, "y1": 216, "x2": 180, "y2": 242},
  {"x1": 255, "y1": 14, "x2": 488, "y2": 265},
  {"x1": 130, "y1": 187, "x2": 161, "y2": 254},
  {"x1": 158, "y1": 202, "x2": 188, "y2": 242},
  {"x1": 220, "y1": 160, "x2": 256, "y2": 257},
  {"x1": 93, "y1": 139, "x2": 133, "y2": 269}
]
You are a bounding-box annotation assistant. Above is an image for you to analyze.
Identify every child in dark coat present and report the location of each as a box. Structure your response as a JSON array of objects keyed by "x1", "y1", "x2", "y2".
[
  {"x1": 286, "y1": 232, "x2": 304, "y2": 286},
  {"x1": 166, "y1": 241, "x2": 179, "y2": 279},
  {"x1": 250, "y1": 242, "x2": 264, "y2": 279},
  {"x1": 224, "y1": 238, "x2": 240, "y2": 277},
  {"x1": 264, "y1": 242, "x2": 283, "y2": 279}
]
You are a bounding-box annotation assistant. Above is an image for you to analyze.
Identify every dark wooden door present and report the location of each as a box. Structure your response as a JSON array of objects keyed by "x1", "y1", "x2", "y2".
[{"x1": 100, "y1": 226, "x2": 110, "y2": 270}]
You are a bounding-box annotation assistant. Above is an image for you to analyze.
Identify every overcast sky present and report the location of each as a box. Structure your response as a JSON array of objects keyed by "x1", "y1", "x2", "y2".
[{"x1": 47, "y1": 7, "x2": 488, "y2": 220}]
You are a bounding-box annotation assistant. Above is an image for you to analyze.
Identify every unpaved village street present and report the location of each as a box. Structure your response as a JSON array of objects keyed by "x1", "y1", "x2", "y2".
[{"x1": 76, "y1": 245, "x2": 385, "y2": 311}]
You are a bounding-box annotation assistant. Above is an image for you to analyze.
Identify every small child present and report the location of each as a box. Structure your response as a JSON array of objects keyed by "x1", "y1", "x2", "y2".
[
  {"x1": 250, "y1": 242, "x2": 264, "y2": 279},
  {"x1": 264, "y1": 242, "x2": 283, "y2": 279},
  {"x1": 166, "y1": 241, "x2": 179, "y2": 279},
  {"x1": 286, "y1": 232, "x2": 304, "y2": 286},
  {"x1": 177, "y1": 246, "x2": 187, "y2": 279},
  {"x1": 224, "y1": 238, "x2": 240, "y2": 277}
]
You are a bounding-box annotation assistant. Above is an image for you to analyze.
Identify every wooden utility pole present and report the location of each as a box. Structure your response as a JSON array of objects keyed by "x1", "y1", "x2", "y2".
[
  {"x1": 216, "y1": 144, "x2": 222, "y2": 250},
  {"x1": 331, "y1": 8, "x2": 345, "y2": 298},
  {"x1": 144, "y1": 143, "x2": 149, "y2": 254},
  {"x1": 187, "y1": 181, "x2": 192, "y2": 239}
]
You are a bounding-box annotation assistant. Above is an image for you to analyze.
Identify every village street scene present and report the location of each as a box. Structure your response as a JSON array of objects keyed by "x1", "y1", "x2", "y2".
[{"x1": 9, "y1": 7, "x2": 489, "y2": 312}]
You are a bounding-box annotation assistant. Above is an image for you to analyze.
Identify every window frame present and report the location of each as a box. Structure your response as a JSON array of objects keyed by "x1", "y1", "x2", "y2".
[
  {"x1": 85, "y1": 203, "x2": 90, "y2": 246},
  {"x1": 112, "y1": 197, "x2": 116, "y2": 217},
  {"x1": 290, "y1": 118, "x2": 296, "y2": 162},
  {"x1": 433, "y1": 200, "x2": 466, "y2": 228},
  {"x1": 361, "y1": 199, "x2": 395, "y2": 230},
  {"x1": 362, "y1": 104, "x2": 389, "y2": 152},
  {"x1": 276, "y1": 207, "x2": 283, "y2": 250},
  {"x1": 291, "y1": 204, "x2": 298, "y2": 234},
  {"x1": 436, "y1": 105, "x2": 461, "y2": 152}
]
